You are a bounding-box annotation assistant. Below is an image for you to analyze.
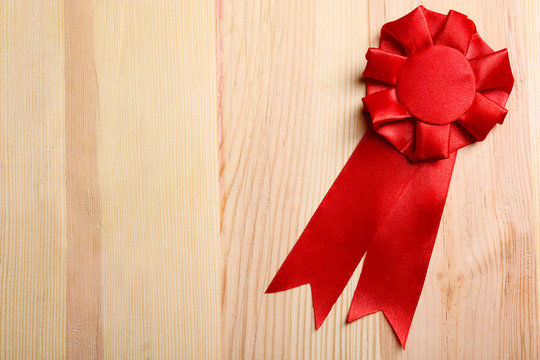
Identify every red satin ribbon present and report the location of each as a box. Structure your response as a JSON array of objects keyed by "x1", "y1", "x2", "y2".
[{"x1": 266, "y1": 6, "x2": 513, "y2": 348}]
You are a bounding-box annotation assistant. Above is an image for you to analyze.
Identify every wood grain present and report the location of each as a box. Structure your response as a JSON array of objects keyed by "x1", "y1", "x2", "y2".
[
  {"x1": 93, "y1": 1, "x2": 221, "y2": 359},
  {"x1": 525, "y1": 0, "x2": 540, "y2": 314},
  {"x1": 0, "y1": 1, "x2": 66, "y2": 358}
]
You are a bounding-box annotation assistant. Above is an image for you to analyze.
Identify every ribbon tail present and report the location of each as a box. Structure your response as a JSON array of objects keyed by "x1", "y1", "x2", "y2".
[
  {"x1": 266, "y1": 131, "x2": 418, "y2": 328},
  {"x1": 347, "y1": 152, "x2": 456, "y2": 348}
]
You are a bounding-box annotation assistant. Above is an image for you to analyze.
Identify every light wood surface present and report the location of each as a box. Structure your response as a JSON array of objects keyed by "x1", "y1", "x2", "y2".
[
  {"x1": 1, "y1": 2, "x2": 66, "y2": 358},
  {"x1": 93, "y1": 1, "x2": 221, "y2": 359},
  {"x1": 0, "y1": 0, "x2": 538, "y2": 359}
]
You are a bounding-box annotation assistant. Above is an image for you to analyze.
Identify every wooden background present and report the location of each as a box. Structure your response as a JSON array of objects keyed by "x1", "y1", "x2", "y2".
[{"x1": 1, "y1": 0, "x2": 538, "y2": 358}]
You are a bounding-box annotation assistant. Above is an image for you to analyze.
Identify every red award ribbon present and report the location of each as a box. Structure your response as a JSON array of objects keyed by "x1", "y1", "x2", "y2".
[{"x1": 266, "y1": 6, "x2": 513, "y2": 348}]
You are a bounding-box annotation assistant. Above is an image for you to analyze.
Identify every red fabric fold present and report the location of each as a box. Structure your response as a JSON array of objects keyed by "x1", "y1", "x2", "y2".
[
  {"x1": 365, "y1": 79, "x2": 394, "y2": 95},
  {"x1": 363, "y1": 89, "x2": 411, "y2": 126},
  {"x1": 415, "y1": 122, "x2": 450, "y2": 159},
  {"x1": 380, "y1": 6, "x2": 432, "y2": 56},
  {"x1": 469, "y1": 49, "x2": 514, "y2": 106},
  {"x1": 363, "y1": 48, "x2": 407, "y2": 85},
  {"x1": 466, "y1": 33, "x2": 493, "y2": 59},
  {"x1": 376, "y1": 119, "x2": 416, "y2": 156},
  {"x1": 419, "y1": 6, "x2": 446, "y2": 39},
  {"x1": 458, "y1": 92, "x2": 508, "y2": 140},
  {"x1": 448, "y1": 122, "x2": 477, "y2": 153},
  {"x1": 434, "y1": 10, "x2": 476, "y2": 54},
  {"x1": 469, "y1": 49, "x2": 513, "y2": 92}
]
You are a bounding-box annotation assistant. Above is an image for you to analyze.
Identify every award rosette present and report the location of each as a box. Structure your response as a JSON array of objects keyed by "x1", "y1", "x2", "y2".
[{"x1": 266, "y1": 6, "x2": 513, "y2": 348}]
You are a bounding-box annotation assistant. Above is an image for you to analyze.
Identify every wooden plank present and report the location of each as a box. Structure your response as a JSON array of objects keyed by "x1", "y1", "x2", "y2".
[
  {"x1": 65, "y1": 1, "x2": 103, "y2": 358},
  {"x1": 525, "y1": 0, "x2": 540, "y2": 315},
  {"x1": 219, "y1": 1, "x2": 377, "y2": 358},
  {"x1": 93, "y1": 1, "x2": 221, "y2": 358},
  {"x1": 221, "y1": 0, "x2": 538, "y2": 359},
  {"x1": 0, "y1": 1, "x2": 66, "y2": 358},
  {"x1": 368, "y1": 1, "x2": 538, "y2": 359}
]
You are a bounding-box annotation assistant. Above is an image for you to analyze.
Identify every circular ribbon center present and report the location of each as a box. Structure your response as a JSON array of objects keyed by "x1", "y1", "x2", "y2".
[{"x1": 396, "y1": 45, "x2": 476, "y2": 125}]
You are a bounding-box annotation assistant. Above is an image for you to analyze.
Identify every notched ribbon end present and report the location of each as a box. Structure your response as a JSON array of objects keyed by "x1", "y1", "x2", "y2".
[
  {"x1": 267, "y1": 278, "x2": 336, "y2": 331},
  {"x1": 347, "y1": 305, "x2": 410, "y2": 349}
]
